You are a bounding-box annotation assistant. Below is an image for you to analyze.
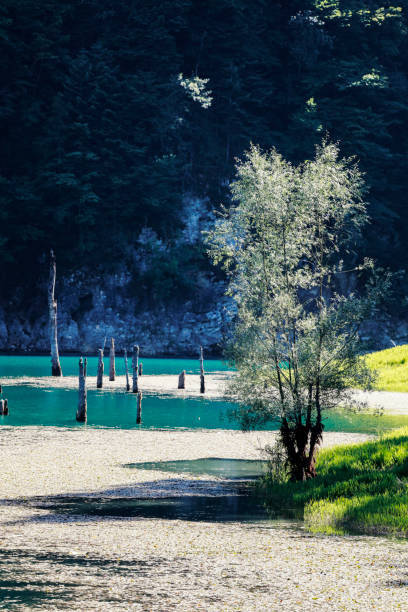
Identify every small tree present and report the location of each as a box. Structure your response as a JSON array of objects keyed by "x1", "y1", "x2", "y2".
[{"x1": 207, "y1": 141, "x2": 388, "y2": 481}]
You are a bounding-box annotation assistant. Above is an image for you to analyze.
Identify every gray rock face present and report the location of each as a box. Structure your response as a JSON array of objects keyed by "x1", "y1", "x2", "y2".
[
  {"x1": 0, "y1": 271, "x2": 234, "y2": 356},
  {"x1": 0, "y1": 268, "x2": 403, "y2": 355}
]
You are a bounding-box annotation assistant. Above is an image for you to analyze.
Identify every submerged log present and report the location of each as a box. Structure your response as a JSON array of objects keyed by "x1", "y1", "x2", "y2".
[
  {"x1": 48, "y1": 249, "x2": 62, "y2": 376},
  {"x1": 178, "y1": 370, "x2": 186, "y2": 389},
  {"x1": 96, "y1": 348, "x2": 104, "y2": 388},
  {"x1": 132, "y1": 345, "x2": 139, "y2": 393},
  {"x1": 76, "y1": 357, "x2": 87, "y2": 422},
  {"x1": 109, "y1": 337, "x2": 116, "y2": 381},
  {"x1": 136, "y1": 391, "x2": 143, "y2": 424},
  {"x1": 124, "y1": 349, "x2": 130, "y2": 391},
  {"x1": 200, "y1": 346, "x2": 205, "y2": 394},
  {"x1": 138, "y1": 362, "x2": 143, "y2": 376}
]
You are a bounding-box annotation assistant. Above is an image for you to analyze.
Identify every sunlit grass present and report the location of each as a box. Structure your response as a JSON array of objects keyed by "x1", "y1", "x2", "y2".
[
  {"x1": 259, "y1": 427, "x2": 408, "y2": 536},
  {"x1": 364, "y1": 344, "x2": 408, "y2": 392}
]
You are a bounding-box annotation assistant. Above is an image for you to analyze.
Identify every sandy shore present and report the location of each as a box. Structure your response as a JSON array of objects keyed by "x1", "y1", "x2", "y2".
[
  {"x1": 1, "y1": 426, "x2": 407, "y2": 611},
  {"x1": 10, "y1": 372, "x2": 230, "y2": 399}
]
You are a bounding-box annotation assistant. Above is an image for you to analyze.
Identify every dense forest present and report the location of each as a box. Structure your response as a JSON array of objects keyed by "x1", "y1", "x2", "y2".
[{"x1": 1, "y1": 1, "x2": 407, "y2": 323}]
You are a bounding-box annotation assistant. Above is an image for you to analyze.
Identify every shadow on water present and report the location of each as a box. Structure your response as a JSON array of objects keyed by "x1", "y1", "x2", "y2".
[
  {"x1": 0, "y1": 457, "x2": 302, "y2": 525},
  {"x1": 2, "y1": 483, "x2": 270, "y2": 524}
]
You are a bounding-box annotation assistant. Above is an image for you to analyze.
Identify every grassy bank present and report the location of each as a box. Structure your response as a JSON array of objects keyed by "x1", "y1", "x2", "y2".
[
  {"x1": 365, "y1": 344, "x2": 408, "y2": 392},
  {"x1": 260, "y1": 427, "x2": 408, "y2": 537}
]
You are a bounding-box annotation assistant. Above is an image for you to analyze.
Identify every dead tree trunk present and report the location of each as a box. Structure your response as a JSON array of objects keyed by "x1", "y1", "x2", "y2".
[
  {"x1": 138, "y1": 362, "x2": 143, "y2": 376},
  {"x1": 124, "y1": 349, "x2": 130, "y2": 391},
  {"x1": 132, "y1": 345, "x2": 139, "y2": 393},
  {"x1": 96, "y1": 348, "x2": 104, "y2": 388},
  {"x1": 76, "y1": 357, "x2": 87, "y2": 422},
  {"x1": 109, "y1": 337, "x2": 116, "y2": 381},
  {"x1": 48, "y1": 250, "x2": 62, "y2": 376},
  {"x1": 200, "y1": 346, "x2": 205, "y2": 394},
  {"x1": 0, "y1": 399, "x2": 8, "y2": 415},
  {"x1": 178, "y1": 370, "x2": 186, "y2": 389},
  {"x1": 136, "y1": 391, "x2": 143, "y2": 424}
]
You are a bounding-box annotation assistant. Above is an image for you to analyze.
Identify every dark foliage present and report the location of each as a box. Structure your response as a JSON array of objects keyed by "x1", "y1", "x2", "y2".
[{"x1": 1, "y1": 1, "x2": 407, "y2": 308}]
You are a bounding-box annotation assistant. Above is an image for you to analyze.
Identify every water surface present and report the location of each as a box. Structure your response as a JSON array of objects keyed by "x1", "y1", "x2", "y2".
[
  {"x1": 0, "y1": 355, "x2": 230, "y2": 378},
  {"x1": 1, "y1": 384, "x2": 408, "y2": 432}
]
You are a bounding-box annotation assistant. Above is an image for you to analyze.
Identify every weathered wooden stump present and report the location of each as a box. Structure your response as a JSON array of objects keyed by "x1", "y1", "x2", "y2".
[
  {"x1": 178, "y1": 370, "x2": 186, "y2": 389},
  {"x1": 76, "y1": 357, "x2": 87, "y2": 422},
  {"x1": 124, "y1": 349, "x2": 130, "y2": 391},
  {"x1": 136, "y1": 391, "x2": 143, "y2": 424},
  {"x1": 132, "y1": 345, "x2": 139, "y2": 393},
  {"x1": 0, "y1": 399, "x2": 8, "y2": 415},
  {"x1": 109, "y1": 337, "x2": 116, "y2": 381},
  {"x1": 138, "y1": 362, "x2": 143, "y2": 376},
  {"x1": 200, "y1": 346, "x2": 205, "y2": 394},
  {"x1": 96, "y1": 348, "x2": 104, "y2": 388},
  {"x1": 49, "y1": 249, "x2": 62, "y2": 376}
]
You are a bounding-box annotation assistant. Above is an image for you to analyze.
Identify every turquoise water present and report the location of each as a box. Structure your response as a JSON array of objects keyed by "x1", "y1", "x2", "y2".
[
  {"x1": 0, "y1": 355, "x2": 230, "y2": 378},
  {"x1": 1, "y1": 356, "x2": 408, "y2": 432},
  {"x1": 125, "y1": 458, "x2": 268, "y2": 479},
  {"x1": 1, "y1": 383, "x2": 408, "y2": 432},
  {"x1": 0, "y1": 385, "x2": 236, "y2": 429}
]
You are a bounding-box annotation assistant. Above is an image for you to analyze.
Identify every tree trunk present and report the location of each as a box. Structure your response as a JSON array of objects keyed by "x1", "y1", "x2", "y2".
[
  {"x1": 124, "y1": 349, "x2": 130, "y2": 391},
  {"x1": 0, "y1": 399, "x2": 7, "y2": 415},
  {"x1": 280, "y1": 417, "x2": 323, "y2": 481},
  {"x1": 96, "y1": 348, "x2": 104, "y2": 388},
  {"x1": 76, "y1": 357, "x2": 87, "y2": 422},
  {"x1": 136, "y1": 391, "x2": 142, "y2": 424},
  {"x1": 132, "y1": 345, "x2": 139, "y2": 393},
  {"x1": 178, "y1": 370, "x2": 186, "y2": 389},
  {"x1": 200, "y1": 346, "x2": 205, "y2": 393},
  {"x1": 138, "y1": 362, "x2": 143, "y2": 376},
  {"x1": 109, "y1": 337, "x2": 116, "y2": 381},
  {"x1": 48, "y1": 250, "x2": 62, "y2": 376}
]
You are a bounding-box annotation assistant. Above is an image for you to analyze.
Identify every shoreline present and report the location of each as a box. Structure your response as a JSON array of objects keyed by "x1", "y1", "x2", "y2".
[
  {"x1": 0, "y1": 425, "x2": 406, "y2": 610},
  {"x1": 5, "y1": 372, "x2": 408, "y2": 414}
]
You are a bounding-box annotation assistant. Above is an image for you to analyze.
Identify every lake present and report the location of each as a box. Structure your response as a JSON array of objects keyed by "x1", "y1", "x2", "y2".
[{"x1": 1, "y1": 356, "x2": 408, "y2": 433}]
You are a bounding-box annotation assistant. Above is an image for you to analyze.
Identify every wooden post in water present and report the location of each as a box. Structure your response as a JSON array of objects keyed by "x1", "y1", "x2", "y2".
[
  {"x1": 124, "y1": 349, "x2": 130, "y2": 391},
  {"x1": 0, "y1": 399, "x2": 7, "y2": 415},
  {"x1": 200, "y1": 346, "x2": 205, "y2": 394},
  {"x1": 97, "y1": 348, "x2": 104, "y2": 388},
  {"x1": 48, "y1": 249, "x2": 62, "y2": 376},
  {"x1": 178, "y1": 370, "x2": 186, "y2": 389},
  {"x1": 138, "y1": 362, "x2": 143, "y2": 376},
  {"x1": 136, "y1": 391, "x2": 143, "y2": 424},
  {"x1": 132, "y1": 345, "x2": 139, "y2": 393},
  {"x1": 109, "y1": 337, "x2": 116, "y2": 381},
  {"x1": 76, "y1": 357, "x2": 87, "y2": 422}
]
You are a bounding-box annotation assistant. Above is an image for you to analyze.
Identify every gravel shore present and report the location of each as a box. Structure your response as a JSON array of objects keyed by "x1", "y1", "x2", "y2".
[{"x1": 1, "y1": 426, "x2": 407, "y2": 611}]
